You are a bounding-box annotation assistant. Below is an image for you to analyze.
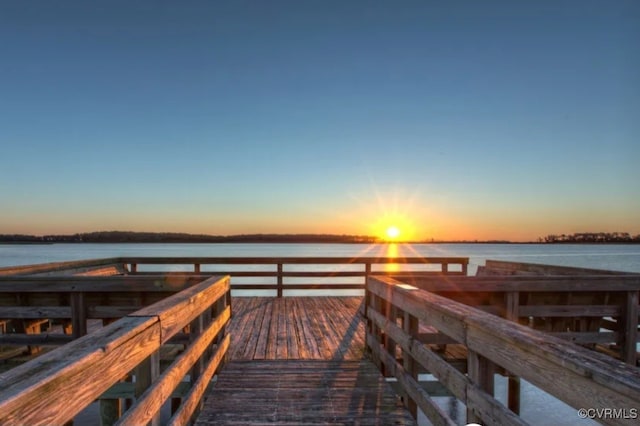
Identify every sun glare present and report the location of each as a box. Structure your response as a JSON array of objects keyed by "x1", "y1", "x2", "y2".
[
  {"x1": 372, "y1": 214, "x2": 415, "y2": 242},
  {"x1": 386, "y1": 226, "x2": 400, "y2": 240}
]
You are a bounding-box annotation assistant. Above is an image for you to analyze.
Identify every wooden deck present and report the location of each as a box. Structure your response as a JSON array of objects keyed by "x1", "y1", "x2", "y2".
[
  {"x1": 227, "y1": 297, "x2": 366, "y2": 361},
  {"x1": 195, "y1": 360, "x2": 416, "y2": 425},
  {"x1": 198, "y1": 297, "x2": 418, "y2": 425},
  {"x1": 2, "y1": 258, "x2": 638, "y2": 425}
]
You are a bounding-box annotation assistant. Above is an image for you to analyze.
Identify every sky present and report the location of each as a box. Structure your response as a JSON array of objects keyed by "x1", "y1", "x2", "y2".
[{"x1": 1, "y1": 1, "x2": 639, "y2": 242}]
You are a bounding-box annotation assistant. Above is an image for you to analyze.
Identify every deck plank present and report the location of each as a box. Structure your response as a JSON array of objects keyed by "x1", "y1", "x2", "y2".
[
  {"x1": 195, "y1": 360, "x2": 416, "y2": 425},
  {"x1": 227, "y1": 297, "x2": 365, "y2": 361},
  {"x1": 253, "y1": 297, "x2": 273, "y2": 360}
]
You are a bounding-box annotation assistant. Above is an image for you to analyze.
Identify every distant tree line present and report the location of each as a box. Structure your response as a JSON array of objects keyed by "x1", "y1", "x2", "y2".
[
  {"x1": 542, "y1": 232, "x2": 640, "y2": 243},
  {"x1": 0, "y1": 231, "x2": 378, "y2": 244}
]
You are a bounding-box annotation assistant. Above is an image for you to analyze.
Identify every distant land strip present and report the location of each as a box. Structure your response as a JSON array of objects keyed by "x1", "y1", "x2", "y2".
[{"x1": 0, "y1": 231, "x2": 638, "y2": 244}]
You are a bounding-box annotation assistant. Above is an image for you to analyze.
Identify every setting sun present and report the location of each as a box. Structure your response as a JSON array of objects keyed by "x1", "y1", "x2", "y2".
[
  {"x1": 372, "y1": 212, "x2": 416, "y2": 242},
  {"x1": 386, "y1": 226, "x2": 400, "y2": 240}
]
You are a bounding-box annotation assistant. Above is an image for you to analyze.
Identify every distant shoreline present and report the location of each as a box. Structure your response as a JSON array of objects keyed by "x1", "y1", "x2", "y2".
[{"x1": 1, "y1": 230, "x2": 638, "y2": 245}]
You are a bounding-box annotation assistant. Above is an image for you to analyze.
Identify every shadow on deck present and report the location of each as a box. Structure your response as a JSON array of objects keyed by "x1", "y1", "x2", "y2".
[
  {"x1": 198, "y1": 297, "x2": 416, "y2": 425},
  {"x1": 228, "y1": 297, "x2": 366, "y2": 361}
]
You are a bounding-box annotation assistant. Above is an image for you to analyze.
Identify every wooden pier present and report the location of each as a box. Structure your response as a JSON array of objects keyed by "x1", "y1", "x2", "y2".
[
  {"x1": 227, "y1": 297, "x2": 365, "y2": 361},
  {"x1": 196, "y1": 360, "x2": 415, "y2": 425},
  {"x1": 0, "y1": 256, "x2": 639, "y2": 425}
]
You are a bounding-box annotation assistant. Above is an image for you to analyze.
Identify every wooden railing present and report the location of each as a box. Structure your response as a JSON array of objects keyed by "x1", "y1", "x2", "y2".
[
  {"x1": 0, "y1": 257, "x2": 126, "y2": 277},
  {"x1": 0, "y1": 275, "x2": 231, "y2": 425},
  {"x1": 0, "y1": 275, "x2": 213, "y2": 348},
  {"x1": 365, "y1": 275, "x2": 640, "y2": 426},
  {"x1": 387, "y1": 273, "x2": 640, "y2": 366},
  {"x1": 119, "y1": 256, "x2": 469, "y2": 297},
  {"x1": 478, "y1": 259, "x2": 637, "y2": 276}
]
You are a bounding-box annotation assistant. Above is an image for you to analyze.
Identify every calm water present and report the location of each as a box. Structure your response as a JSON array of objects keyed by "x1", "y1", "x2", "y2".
[
  {"x1": 2, "y1": 243, "x2": 638, "y2": 426},
  {"x1": 1, "y1": 242, "x2": 640, "y2": 273}
]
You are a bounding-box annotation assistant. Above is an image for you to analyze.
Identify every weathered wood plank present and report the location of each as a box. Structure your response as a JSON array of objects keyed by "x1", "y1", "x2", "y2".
[
  {"x1": 0, "y1": 333, "x2": 74, "y2": 346},
  {"x1": 291, "y1": 297, "x2": 322, "y2": 359},
  {"x1": 253, "y1": 297, "x2": 273, "y2": 360},
  {"x1": 622, "y1": 290, "x2": 639, "y2": 365},
  {"x1": 194, "y1": 360, "x2": 416, "y2": 425},
  {"x1": 0, "y1": 316, "x2": 160, "y2": 425},
  {"x1": 130, "y1": 276, "x2": 229, "y2": 344},
  {"x1": 116, "y1": 307, "x2": 230, "y2": 426},
  {"x1": 120, "y1": 256, "x2": 468, "y2": 266},
  {"x1": 169, "y1": 334, "x2": 230, "y2": 426},
  {"x1": 0, "y1": 258, "x2": 123, "y2": 277},
  {"x1": 368, "y1": 276, "x2": 640, "y2": 426},
  {"x1": 284, "y1": 298, "x2": 300, "y2": 359},
  {"x1": 369, "y1": 337, "x2": 459, "y2": 426},
  {"x1": 0, "y1": 306, "x2": 71, "y2": 318},
  {"x1": 388, "y1": 275, "x2": 640, "y2": 292},
  {"x1": 483, "y1": 259, "x2": 634, "y2": 276},
  {"x1": 518, "y1": 304, "x2": 620, "y2": 317},
  {"x1": 276, "y1": 299, "x2": 289, "y2": 359},
  {"x1": 265, "y1": 297, "x2": 280, "y2": 360},
  {"x1": 0, "y1": 275, "x2": 206, "y2": 293},
  {"x1": 225, "y1": 297, "x2": 365, "y2": 361}
]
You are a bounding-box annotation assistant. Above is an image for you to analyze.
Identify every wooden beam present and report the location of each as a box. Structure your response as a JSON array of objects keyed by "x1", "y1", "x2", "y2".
[
  {"x1": 622, "y1": 290, "x2": 639, "y2": 365},
  {"x1": 167, "y1": 334, "x2": 230, "y2": 426},
  {"x1": 129, "y1": 276, "x2": 230, "y2": 344},
  {"x1": 367, "y1": 276, "x2": 640, "y2": 423},
  {"x1": 0, "y1": 316, "x2": 160, "y2": 425},
  {"x1": 0, "y1": 276, "x2": 205, "y2": 293}
]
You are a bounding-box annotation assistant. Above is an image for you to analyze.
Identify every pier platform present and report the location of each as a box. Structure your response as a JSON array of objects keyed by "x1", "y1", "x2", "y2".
[
  {"x1": 228, "y1": 296, "x2": 365, "y2": 361},
  {"x1": 196, "y1": 360, "x2": 415, "y2": 425},
  {"x1": 1, "y1": 257, "x2": 639, "y2": 426}
]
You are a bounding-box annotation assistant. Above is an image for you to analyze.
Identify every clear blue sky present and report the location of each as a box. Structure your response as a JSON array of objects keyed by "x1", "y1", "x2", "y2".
[{"x1": 1, "y1": 1, "x2": 639, "y2": 241}]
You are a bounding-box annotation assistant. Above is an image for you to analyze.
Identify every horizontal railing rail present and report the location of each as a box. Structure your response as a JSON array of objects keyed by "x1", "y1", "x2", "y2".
[
  {"x1": 0, "y1": 275, "x2": 212, "y2": 348},
  {"x1": 479, "y1": 259, "x2": 637, "y2": 276},
  {"x1": 0, "y1": 257, "x2": 126, "y2": 277},
  {"x1": 0, "y1": 275, "x2": 231, "y2": 426},
  {"x1": 393, "y1": 274, "x2": 640, "y2": 365},
  {"x1": 0, "y1": 256, "x2": 469, "y2": 297},
  {"x1": 365, "y1": 275, "x2": 640, "y2": 426},
  {"x1": 119, "y1": 256, "x2": 469, "y2": 297}
]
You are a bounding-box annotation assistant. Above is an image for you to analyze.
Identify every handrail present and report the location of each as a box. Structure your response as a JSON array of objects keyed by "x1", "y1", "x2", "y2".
[
  {"x1": 365, "y1": 275, "x2": 640, "y2": 426},
  {"x1": 386, "y1": 274, "x2": 640, "y2": 291},
  {"x1": 0, "y1": 257, "x2": 125, "y2": 276},
  {"x1": 481, "y1": 259, "x2": 637, "y2": 276},
  {"x1": 0, "y1": 256, "x2": 470, "y2": 297},
  {"x1": 0, "y1": 275, "x2": 231, "y2": 425},
  {"x1": 119, "y1": 256, "x2": 469, "y2": 297}
]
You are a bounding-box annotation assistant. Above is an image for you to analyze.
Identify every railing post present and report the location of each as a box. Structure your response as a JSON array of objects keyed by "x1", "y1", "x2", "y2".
[
  {"x1": 277, "y1": 263, "x2": 283, "y2": 298},
  {"x1": 622, "y1": 290, "x2": 639, "y2": 365},
  {"x1": 505, "y1": 291, "x2": 521, "y2": 414},
  {"x1": 100, "y1": 397, "x2": 121, "y2": 426},
  {"x1": 467, "y1": 350, "x2": 495, "y2": 424},
  {"x1": 71, "y1": 292, "x2": 87, "y2": 338},
  {"x1": 379, "y1": 298, "x2": 390, "y2": 377},
  {"x1": 362, "y1": 263, "x2": 372, "y2": 317},
  {"x1": 133, "y1": 351, "x2": 161, "y2": 426},
  {"x1": 130, "y1": 263, "x2": 137, "y2": 274},
  {"x1": 386, "y1": 304, "x2": 398, "y2": 368},
  {"x1": 190, "y1": 314, "x2": 205, "y2": 383},
  {"x1": 368, "y1": 294, "x2": 383, "y2": 370},
  {"x1": 403, "y1": 310, "x2": 419, "y2": 418},
  {"x1": 364, "y1": 279, "x2": 371, "y2": 356},
  {"x1": 194, "y1": 263, "x2": 201, "y2": 274}
]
